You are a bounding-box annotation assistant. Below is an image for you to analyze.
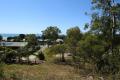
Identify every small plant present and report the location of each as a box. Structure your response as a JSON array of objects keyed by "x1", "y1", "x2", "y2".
[{"x1": 38, "y1": 52, "x2": 45, "y2": 60}]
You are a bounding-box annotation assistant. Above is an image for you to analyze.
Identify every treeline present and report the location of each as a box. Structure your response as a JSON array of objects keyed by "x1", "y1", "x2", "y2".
[
  {"x1": 0, "y1": 34, "x2": 41, "y2": 63},
  {"x1": 44, "y1": 0, "x2": 120, "y2": 77},
  {"x1": 0, "y1": 0, "x2": 120, "y2": 79}
]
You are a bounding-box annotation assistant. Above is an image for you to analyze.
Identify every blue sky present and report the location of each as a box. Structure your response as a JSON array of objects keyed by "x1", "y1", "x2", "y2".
[{"x1": 0, "y1": 0, "x2": 92, "y2": 34}]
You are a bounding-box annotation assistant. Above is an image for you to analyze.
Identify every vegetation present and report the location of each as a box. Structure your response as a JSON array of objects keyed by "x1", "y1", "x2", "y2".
[
  {"x1": 0, "y1": 0, "x2": 120, "y2": 80},
  {"x1": 49, "y1": 44, "x2": 66, "y2": 62},
  {"x1": 0, "y1": 35, "x2": 2, "y2": 41},
  {"x1": 65, "y1": 26, "x2": 82, "y2": 62},
  {"x1": 42, "y1": 26, "x2": 61, "y2": 41},
  {"x1": 38, "y1": 52, "x2": 45, "y2": 60},
  {"x1": 41, "y1": 0, "x2": 120, "y2": 79}
]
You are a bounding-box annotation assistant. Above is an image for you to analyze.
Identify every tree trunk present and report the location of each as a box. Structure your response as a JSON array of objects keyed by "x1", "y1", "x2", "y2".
[
  {"x1": 27, "y1": 56, "x2": 29, "y2": 64},
  {"x1": 18, "y1": 56, "x2": 21, "y2": 63},
  {"x1": 61, "y1": 53, "x2": 65, "y2": 62}
]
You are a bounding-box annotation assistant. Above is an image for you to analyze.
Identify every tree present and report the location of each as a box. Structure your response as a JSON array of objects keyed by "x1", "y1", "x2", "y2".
[
  {"x1": 0, "y1": 35, "x2": 3, "y2": 41},
  {"x1": 7, "y1": 34, "x2": 26, "y2": 42},
  {"x1": 77, "y1": 34, "x2": 107, "y2": 72},
  {"x1": 65, "y1": 27, "x2": 82, "y2": 61},
  {"x1": 0, "y1": 35, "x2": 4, "y2": 79},
  {"x1": 17, "y1": 47, "x2": 31, "y2": 63},
  {"x1": 38, "y1": 51, "x2": 45, "y2": 60},
  {"x1": 84, "y1": 0, "x2": 120, "y2": 75},
  {"x1": 42, "y1": 26, "x2": 61, "y2": 41},
  {"x1": 7, "y1": 37, "x2": 14, "y2": 41},
  {"x1": 19, "y1": 34, "x2": 25, "y2": 39},
  {"x1": 5, "y1": 49, "x2": 17, "y2": 63},
  {"x1": 0, "y1": 63, "x2": 4, "y2": 79},
  {"x1": 25, "y1": 34, "x2": 38, "y2": 46},
  {"x1": 16, "y1": 34, "x2": 26, "y2": 41},
  {"x1": 50, "y1": 44, "x2": 66, "y2": 62},
  {"x1": 89, "y1": 0, "x2": 120, "y2": 53}
]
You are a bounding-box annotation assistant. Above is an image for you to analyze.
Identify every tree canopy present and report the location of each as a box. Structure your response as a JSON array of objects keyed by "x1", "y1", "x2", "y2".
[
  {"x1": 0, "y1": 35, "x2": 3, "y2": 41},
  {"x1": 42, "y1": 26, "x2": 61, "y2": 41}
]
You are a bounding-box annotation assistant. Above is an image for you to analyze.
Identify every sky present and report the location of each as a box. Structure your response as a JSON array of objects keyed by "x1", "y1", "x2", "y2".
[{"x1": 0, "y1": 0, "x2": 92, "y2": 34}]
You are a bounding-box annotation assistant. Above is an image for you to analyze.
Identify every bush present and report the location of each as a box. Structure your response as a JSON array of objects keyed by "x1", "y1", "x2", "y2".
[{"x1": 38, "y1": 52, "x2": 45, "y2": 60}]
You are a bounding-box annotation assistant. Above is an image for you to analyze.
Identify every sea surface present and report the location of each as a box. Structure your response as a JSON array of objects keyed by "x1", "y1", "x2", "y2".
[
  {"x1": 0, "y1": 34, "x2": 41, "y2": 40},
  {"x1": 1, "y1": 34, "x2": 19, "y2": 38}
]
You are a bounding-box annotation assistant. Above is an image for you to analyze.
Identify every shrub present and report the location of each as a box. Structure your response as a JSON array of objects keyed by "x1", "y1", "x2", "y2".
[{"x1": 38, "y1": 52, "x2": 45, "y2": 60}]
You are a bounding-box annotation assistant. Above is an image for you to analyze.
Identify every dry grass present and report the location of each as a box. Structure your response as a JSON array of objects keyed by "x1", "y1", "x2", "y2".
[
  {"x1": 3, "y1": 63, "x2": 82, "y2": 80},
  {"x1": 2, "y1": 50, "x2": 118, "y2": 80},
  {"x1": 3, "y1": 62, "x2": 119, "y2": 80}
]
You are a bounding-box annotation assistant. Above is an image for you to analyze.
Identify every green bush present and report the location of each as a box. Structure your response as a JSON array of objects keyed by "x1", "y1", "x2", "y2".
[{"x1": 38, "y1": 52, "x2": 45, "y2": 60}]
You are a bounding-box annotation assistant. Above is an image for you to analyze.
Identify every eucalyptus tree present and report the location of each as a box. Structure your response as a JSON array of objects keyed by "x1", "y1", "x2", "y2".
[
  {"x1": 89, "y1": 0, "x2": 120, "y2": 53},
  {"x1": 42, "y1": 26, "x2": 61, "y2": 41},
  {"x1": 77, "y1": 33, "x2": 107, "y2": 71},
  {"x1": 49, "y1": 44, "x2": 66, "y2": 62},
  {"x1": 84, "y1": 0, "x2": 120, "y2": 74},
  {"x1": 65, "y1": 27, "x2": 82, "y2": 61}
]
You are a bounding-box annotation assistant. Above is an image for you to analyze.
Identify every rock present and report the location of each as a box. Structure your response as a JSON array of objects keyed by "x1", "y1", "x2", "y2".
[
  {"x1": 87, "y1": 76, "x2": 94, "y2": 80},
  {"x1": 99, "y1": 77, "x2": 104, "y2": 80}
]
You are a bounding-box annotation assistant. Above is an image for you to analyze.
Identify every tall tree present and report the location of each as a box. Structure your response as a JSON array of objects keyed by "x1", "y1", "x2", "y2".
[
  {"x1": 90, "y1": 0, "x2": 120, "y2": 53},
  {"x1": 84, "y1": 0, "x2": 120, "y2": 75},
  {"x1": 77, "y1": 33, "x2": 107, "y2": 72},
  {"x1": 42, "y1": 26, "x2": 61, "y2": 41},
  {"x1": 65, "y1": 27, "x2": 82, "y2": 61}
]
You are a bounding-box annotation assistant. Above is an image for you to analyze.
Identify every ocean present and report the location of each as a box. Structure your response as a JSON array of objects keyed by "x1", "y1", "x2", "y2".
[
  {"x1": 0, "y1": 34, "x2": 41, "y2": 40},
  {"x1": 1, "y1": 34, "x2": 19, "y2": 38}
]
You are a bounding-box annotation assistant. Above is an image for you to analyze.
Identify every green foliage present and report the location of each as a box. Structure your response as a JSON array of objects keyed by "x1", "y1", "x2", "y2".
[
  {"x1": 17, "y1": 47, "x2": 31, "y2": 59},
  {"x1": 5, "y1": 49, "x2": 17, "y2": 63},
  {"x1": 52, "y1": 44, "x2": 66, "y2": 54},
  {"x1": 42, "y1": 26, "x2": 61, "y2": 41},
  {"x1": 13, "y1": 34, "x2": 26, "y2": 42},
  {"x1": 25, "y1": 34, "x2": 38, "y2": 46},
  {"x1": 7, "y1": 37, "x2": 14, "y2": 41},
  {"x1": 77, "y1": 34, "x2": 106, "y2": 63},
  {"x1": 38, "y1": 52, "x2": 45, "y2": 60},
  {"x1": 65, "y1": 27, "x2": 82, "y2": 61},
  {"x1": 46, "y1": 44, "x2": 66, "y2": 62},
  {"x1": 66, "y1": 26, "x2": 82, "y2": 41},
  {"x1": 82, "y1": 0, "x2": 120, "y2": 74},
  {"x1": 7, "y1": 34, "x2": 26, "y2": 42},
  {"x1": 19, "y1": 34, "x2": 25, "y2": 40},
  {"x1": 0, "y1": 63, "x2": 4, "y2": 79},
  {"x1": 0, "y1": 35, "x2": 3, "y2": 41}
]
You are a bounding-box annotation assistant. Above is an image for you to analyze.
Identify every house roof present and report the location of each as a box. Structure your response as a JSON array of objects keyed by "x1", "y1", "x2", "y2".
[{"x1": 0, "y1": 42, "x2": 28, "y2": 47}]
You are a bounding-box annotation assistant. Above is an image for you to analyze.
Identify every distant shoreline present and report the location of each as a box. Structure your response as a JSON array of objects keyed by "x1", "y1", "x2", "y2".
[{"x1": 0, "y1": 34, "x2": 41, "y2": 38}]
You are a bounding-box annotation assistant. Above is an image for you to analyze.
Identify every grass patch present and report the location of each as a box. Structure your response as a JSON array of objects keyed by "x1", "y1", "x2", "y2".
[{"x1": 4, "y1": 63, "x2": 82, "y2": 80}]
